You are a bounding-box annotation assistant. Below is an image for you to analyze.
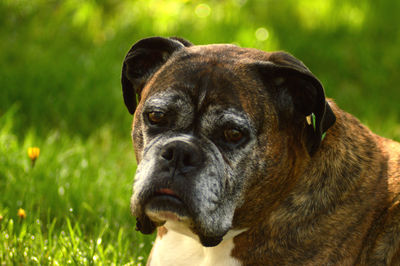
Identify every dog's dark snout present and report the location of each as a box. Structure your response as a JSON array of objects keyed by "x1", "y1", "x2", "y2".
[{"x1": 160, "y1": 140, "x2": 203, "y2": 172}]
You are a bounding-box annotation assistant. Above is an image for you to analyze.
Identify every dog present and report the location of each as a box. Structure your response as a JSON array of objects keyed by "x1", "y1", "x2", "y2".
[{"x1": 121, "y1": 37, "x2": 400, "y2": 265}]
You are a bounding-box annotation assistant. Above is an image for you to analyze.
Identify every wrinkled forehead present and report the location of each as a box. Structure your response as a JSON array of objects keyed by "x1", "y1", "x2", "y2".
[{"x1": 141, "y1": 50, "x2": 268, "y2": 121}]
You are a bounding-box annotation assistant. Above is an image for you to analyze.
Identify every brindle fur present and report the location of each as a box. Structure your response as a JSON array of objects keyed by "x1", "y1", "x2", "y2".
[
  {"x1": 232, "y1": 102, "x2": 400, "y2": 265},
  {"x1": 121, "y1": 37, "x2": 400, "y2": 265}
]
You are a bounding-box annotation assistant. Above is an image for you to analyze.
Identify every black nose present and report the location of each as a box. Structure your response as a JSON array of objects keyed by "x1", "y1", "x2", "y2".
[{"x1": 160, "y1": 140, "x2": 204, "y2": 174}]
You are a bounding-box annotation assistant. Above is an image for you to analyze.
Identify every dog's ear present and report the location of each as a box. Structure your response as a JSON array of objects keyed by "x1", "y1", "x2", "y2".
[
  {"x1": 121, "y1": 37, "x2": 192, "y2": 114},
  {"x1": 257, "y1": 52, "x2": 336, "y2": 156}
]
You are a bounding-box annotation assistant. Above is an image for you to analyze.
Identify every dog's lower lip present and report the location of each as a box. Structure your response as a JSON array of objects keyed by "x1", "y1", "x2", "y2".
[{"x1": 145, "y1": 190, "x2": 190, "y2": 221}]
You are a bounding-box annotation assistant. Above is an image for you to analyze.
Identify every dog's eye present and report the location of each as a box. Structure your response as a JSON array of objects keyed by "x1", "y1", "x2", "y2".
[
  {"x1": 224, "y1": 128, "x2": 243, "y2": 143},
  {"x1": 148, "y1": 111, "x2": 165, "y2": 124}
]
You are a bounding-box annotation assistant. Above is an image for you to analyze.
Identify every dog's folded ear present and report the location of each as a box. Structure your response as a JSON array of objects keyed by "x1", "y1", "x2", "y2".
[
  {"x1": 257, "y1": 52, "x2": 336, "y2": 156},
  {"x1": 121, "y1": 37, "x2": 192, "y2": 114}
]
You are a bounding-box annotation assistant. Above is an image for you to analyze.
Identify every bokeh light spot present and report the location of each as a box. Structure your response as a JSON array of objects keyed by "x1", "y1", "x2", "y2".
[
  {"x1": 255, "y1": 27, "x2": 269, "y2": 41},
  {"x1": 195, "y1": 4, "x2": 211, "y2": 18}
]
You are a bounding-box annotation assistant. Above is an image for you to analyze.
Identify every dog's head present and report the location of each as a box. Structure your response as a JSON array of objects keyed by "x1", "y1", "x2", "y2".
[{"x1": 122, "y1": 37, "x2": 336, "y2": 247}]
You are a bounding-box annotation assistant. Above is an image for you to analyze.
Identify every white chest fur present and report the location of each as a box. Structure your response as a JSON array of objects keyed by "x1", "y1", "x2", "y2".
[{"x1": 148, "y1": 226, "x2": 245, "y2": 266}]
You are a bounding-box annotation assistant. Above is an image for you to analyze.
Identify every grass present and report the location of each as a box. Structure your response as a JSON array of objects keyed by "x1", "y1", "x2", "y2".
[{"x1": 0, "y1": 109, "x2": 153, "y2": 265}]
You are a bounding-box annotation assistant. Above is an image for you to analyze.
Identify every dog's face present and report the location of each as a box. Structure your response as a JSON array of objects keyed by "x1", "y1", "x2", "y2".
[{"x1": 121, "y1": 37, "x2": 336, "y2": 247}]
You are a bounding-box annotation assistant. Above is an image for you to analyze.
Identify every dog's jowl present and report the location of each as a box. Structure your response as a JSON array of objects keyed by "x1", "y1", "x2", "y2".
[{"x1": 121, "y1": 37, "x2": 400, "y2": 265}]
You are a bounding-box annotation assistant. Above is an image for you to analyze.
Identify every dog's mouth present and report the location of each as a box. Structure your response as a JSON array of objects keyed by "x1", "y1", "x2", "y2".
[
  {"x1": 133, "y1": 186, "x2": 194, "y2": 235},
  {"x1": 132, "y1": 176, "x2": 229, "y2": 247},
  {"x1": 155, "y1": 188, "x2": 181, "y2": 199},
  {"x1": 144, "y1": 188, "x2": 192, "y2": 224},
  {"x1": 139, "y1": 188, "x2": 226, "y2": 247}
]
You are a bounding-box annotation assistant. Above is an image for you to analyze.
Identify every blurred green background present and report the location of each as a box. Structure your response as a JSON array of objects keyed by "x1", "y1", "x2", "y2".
[
  {"x1": 2, "y1": 0, "x2": 400, "y2": 138},
  {"x1": 1, "y1": 0, "x2": 399, "y2": 264}
]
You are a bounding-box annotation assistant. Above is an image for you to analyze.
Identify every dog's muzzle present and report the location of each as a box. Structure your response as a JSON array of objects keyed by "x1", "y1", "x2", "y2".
[
  {"x1": 143, "y1": 139, "x2": 205, "y2": 224},
  {"x1": 135, "y1": 139, "x2": 205, "y2": 234},
  {"x1": 133, "y1": 135, "x2": 230, "y2": 247}
]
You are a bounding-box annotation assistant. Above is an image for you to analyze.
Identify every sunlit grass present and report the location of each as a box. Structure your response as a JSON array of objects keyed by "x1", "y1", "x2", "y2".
[
  {"x1": 0, "y1": 215, "x2": 150, "y2": 264},
  {"x1": 0, "y1": 110, "x2": 154, "y2": 264}
]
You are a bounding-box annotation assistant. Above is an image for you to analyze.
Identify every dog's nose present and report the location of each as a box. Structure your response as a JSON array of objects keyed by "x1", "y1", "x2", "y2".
[{"x1": 160, "y1": 140, "x2": 204, "y2": 173}]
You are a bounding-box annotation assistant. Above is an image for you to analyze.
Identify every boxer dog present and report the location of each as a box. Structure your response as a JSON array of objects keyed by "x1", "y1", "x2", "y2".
[{"x1": 121, "y1": 37, "x2": 400, "y2": 265}]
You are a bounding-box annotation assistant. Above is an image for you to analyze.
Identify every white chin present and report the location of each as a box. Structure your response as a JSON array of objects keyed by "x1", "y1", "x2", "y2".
[{"x1": 145, "y1": 208, "x2": 199, "y2": 240}]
